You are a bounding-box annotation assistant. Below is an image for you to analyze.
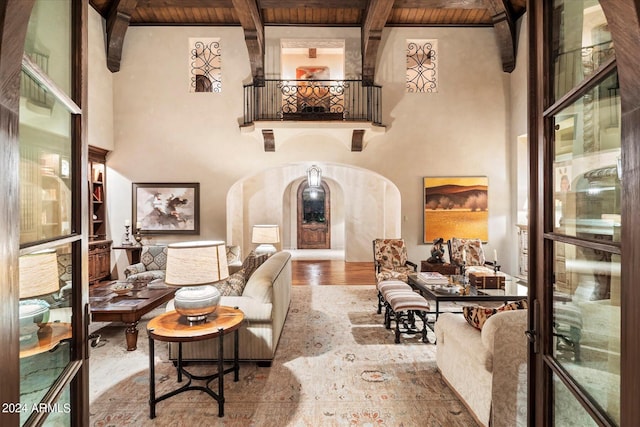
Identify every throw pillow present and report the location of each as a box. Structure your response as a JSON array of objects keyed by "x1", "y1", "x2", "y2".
[
  {"x1": 241, "y1": 250, "x2": 268, "y2": 281},
  {"x1": 463, "y1": 299, "x2": 528, "y2": 330},
  {"x1": 213, "y1": 270, "x2": 247, "y2": 296}
]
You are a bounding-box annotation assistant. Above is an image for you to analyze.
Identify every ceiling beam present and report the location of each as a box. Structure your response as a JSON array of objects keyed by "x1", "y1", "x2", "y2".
[
  {"x1": 106, "y1": 0, "x2": 138, "y2": 72},
  {"x1": 232, "y1": 0, "x2": 265, "y2": 84},
  {"x1": 362, "y1": 0, "x2": 395, "y2": 85},
  {"x1": 486, "y1": 0, "x2": 516, "y2": 72},
  {"x1": 393, "y1": 0, "x2": 485, "y2": 8}
]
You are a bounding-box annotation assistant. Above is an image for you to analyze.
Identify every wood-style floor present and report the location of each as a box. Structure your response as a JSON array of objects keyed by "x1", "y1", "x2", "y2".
[{"x1": 292, "y1": 260, "x2": 375, "y2": 286}]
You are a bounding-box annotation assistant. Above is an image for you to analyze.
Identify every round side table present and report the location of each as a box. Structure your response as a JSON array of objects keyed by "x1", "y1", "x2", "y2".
[{"x1": 147, "y1": 306, "x2": 244, "y2": 419}]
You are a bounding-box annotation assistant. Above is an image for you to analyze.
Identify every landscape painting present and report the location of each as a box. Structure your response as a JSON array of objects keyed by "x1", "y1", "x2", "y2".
[{"x1": 423, "y1": 176, "x2": 488, "y2": 242}]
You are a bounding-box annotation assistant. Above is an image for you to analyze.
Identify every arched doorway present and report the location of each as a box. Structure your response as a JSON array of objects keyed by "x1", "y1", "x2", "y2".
[{"x1": 297, "y1": 180, "x2": 330, "y2": 249}]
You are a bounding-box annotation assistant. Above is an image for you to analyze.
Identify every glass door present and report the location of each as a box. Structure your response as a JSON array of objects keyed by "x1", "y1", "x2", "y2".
[
  {"x1": 533, "y1": 1, "x2": 621, "y2": 425},
  {"x1": 17, "y1": 0, "x2": 88, "y2": 425}
]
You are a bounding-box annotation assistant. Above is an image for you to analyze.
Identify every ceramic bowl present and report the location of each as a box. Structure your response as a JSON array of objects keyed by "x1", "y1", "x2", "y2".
[{"x1": 111, "y1": 283, "x2": 134, "y2": 296}]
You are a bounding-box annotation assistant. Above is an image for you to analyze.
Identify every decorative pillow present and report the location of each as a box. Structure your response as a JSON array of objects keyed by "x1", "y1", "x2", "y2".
[
  {"x1": 463, "y1": 299, "x2": 528, "y2": 330},
  {"x1": 241, "y1": 250, "x2": 268, "y2": 281},
  {"x1": 213, "y1": 270, "x2": 247, "y2": 296}
]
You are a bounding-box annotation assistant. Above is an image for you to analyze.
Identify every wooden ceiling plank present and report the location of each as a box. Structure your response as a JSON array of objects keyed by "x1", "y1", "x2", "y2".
[
  {"x1": 486, "y1": 0, "x2": 516, "y2": 72},
  {"x1": 394, "y1": 0, "x2": 485, "y2": 8},
  {"x1": 362, "y1": 0, "x2": 395, "y2": 85},
  {"x1": 232, "y1": 0, "x2": 265, "y2": 84},
  {"x1": 137, "y1": 0, "x2": 233, "y2": 7},
  {"x1": 106, "y1": 0, "x2": 139, "y2": 72},
  {"x1": 258, "y1": 0, "x2": 367, "y2": 8}
]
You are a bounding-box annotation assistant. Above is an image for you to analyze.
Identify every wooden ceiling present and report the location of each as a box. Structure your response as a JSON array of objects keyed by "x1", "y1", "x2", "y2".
[{"x1": 90, "y1": 0, "x2": 526, "y2": 80}]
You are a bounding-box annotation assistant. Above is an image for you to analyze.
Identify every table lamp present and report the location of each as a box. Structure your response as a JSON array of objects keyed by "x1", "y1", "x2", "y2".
[
  {"x1": 165, "y1": 240, "x2": 229, "y2": 324},
  {"x1": 252, "y1": 224, "x2": 280, "y2": 257},
  {"x1": 19, "y1": 249, "x2": 60, "y2": 342}
]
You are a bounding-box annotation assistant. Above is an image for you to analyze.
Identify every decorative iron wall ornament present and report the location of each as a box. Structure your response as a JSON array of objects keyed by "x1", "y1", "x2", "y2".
[
  {"x1": 406, "y1": 39, "x2": 438, "y2": 93},
  {"x1": 189, "y1": 38, "x2": 221, "y2": 93}
]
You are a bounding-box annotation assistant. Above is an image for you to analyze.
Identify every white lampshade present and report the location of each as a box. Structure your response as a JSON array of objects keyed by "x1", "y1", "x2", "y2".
[
  {"x1": 165, "y1": 240, "x2": 229, "y2": 287},
  {"x1": 252, "y1": 225, "x2": 280, "y2": 244},
  {"x1": 19, "y1": 250, "x2": 60, "y2": 299}
]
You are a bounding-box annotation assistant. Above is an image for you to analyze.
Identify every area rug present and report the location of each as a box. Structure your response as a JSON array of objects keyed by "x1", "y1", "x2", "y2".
[{"x1": 89, "y1": 285, "x2": 478, "y2": 426}]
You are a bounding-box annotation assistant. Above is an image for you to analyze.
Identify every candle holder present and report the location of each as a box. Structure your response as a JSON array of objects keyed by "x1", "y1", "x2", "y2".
[
  {"x1": 134, "y1": 227, "x2": 143, "y2": 245},
  {"x1": 121, "y1": 225, "x2": 133, "y2": 245}
]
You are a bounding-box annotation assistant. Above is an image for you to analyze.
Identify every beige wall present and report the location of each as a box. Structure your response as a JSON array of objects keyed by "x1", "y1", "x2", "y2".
[
  {"x1": 87, "y1": 16, "x2": 528, "y2": 272},
  {"x1": 88, "y1": 7, "x2": 114, "y2": 152}
]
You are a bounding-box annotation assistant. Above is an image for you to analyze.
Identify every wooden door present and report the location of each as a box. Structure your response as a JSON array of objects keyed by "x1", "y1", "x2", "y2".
[{"x1": 297, "y1": 181, "x2": 330, "y2": 249}]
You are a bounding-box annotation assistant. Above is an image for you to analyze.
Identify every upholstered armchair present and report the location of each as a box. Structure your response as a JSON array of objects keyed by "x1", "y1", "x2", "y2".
[
  {"x1": 372, "y1": 238, "x2": 417, "y2": 283},
  {"x1": 447, "y1": 237, "x2": 500, "y2": 273}
]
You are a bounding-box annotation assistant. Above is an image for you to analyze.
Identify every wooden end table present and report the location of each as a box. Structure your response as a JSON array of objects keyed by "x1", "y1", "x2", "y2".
[{"x1": 147, "y1": 306, "x2": 244, "y2": 419}]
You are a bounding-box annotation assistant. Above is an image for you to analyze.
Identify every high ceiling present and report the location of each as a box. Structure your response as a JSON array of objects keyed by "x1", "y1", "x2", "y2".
[{"x1": 90, "y1": 0, "x2": 526, "y2": 79}]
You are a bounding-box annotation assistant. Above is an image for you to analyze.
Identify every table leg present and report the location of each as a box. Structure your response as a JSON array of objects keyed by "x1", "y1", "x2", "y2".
[
  {"x1": 177, "y1": 342, "x2": 183, "y2": 382},
  {"x1": 149, "y1": 335, "x2": 156, "y2": 419},
  {"x1": 218, "y1": 327, "x2": 224, "y2": 417},
  {"x1": 125, "y1": 321, "x2": 139, "y2": 351},
  {"x1": 435, "y1": 301, "x2": 440, "y2": 321},
  {"x1": 234, "y1": 329, "x2": 239, "y2": 382}
]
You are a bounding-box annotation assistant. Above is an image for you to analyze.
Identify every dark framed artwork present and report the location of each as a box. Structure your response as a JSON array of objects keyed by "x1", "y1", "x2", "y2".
[
  {"x1": 132, "y1": 183, "x2": 200, "y2": 234},
  {"x1": 423, "y1": 176, "x2": 488, "y2": 243}
]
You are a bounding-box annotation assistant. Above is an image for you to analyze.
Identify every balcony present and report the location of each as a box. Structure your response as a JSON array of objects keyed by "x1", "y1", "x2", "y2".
[{"x1": 242, "y1": 79, "x2": 384, "y2": 151}]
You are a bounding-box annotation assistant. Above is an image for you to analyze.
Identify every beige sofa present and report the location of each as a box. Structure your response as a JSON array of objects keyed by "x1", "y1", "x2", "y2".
[
  {"x1": 434, "y1": 310, "x2": 528, "y2": 427},
  {"x1": 166, "y1": 250, "x2": 292, "y2": 366}
]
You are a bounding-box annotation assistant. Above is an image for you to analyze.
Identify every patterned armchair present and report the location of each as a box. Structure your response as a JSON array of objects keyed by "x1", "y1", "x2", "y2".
[
  {"x1": 447, "y1": 237, "x2": 499, "y2": 272},
  {"x1": 372, "y1": 238, "x2": 417, "y2": 283},
  {"x1": 124, "y1": 245, "x2": 168, "y2": 282}
]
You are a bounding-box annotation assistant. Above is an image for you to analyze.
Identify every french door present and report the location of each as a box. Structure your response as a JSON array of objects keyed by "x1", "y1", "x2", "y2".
[
  {"x1": 530, "y1": 0, "x2": 640, "y2": 425},
  {"x1": 0, "y1": 0, "x2": 90, "y2": 425}
]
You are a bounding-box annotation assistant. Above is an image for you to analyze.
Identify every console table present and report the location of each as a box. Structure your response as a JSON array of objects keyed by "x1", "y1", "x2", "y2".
[{"x1": 147, "y1": 306, "x2": 244, "y2": 418}]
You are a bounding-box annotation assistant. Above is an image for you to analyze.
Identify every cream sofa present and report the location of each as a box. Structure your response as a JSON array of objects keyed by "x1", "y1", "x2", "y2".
[
  {"x1": 434, "y1": 310, "x2": 528, "y2": 427},
  {"x1": 166, "y1": 250, "x2": 292, "y2": 365}
]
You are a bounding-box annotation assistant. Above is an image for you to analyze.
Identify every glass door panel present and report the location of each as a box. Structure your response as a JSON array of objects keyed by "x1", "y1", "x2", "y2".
[
  {"x1": 19, "y1": 243, "x2": 73, "y2": 425},
  {"x1": 553, "y1": 242, "x2": 620, "y2": 423},
  {"x1": 551, "y1": 1, "x2": 614, "y2": 102},
  {"x1": 553, "y1": 72, "x2": 621, "y2": 241},
  {"x1": 553, "y1": 373, "x2": 600, "y2": 426}
]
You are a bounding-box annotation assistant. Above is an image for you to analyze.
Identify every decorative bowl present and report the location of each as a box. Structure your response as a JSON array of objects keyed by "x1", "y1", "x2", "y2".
[{"x1": 111, "y1": 282, "x2": 134, "y2": 296}]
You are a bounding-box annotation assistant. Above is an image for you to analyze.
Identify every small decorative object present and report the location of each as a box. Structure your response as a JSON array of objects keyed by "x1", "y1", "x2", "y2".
[
  {"x1": 252, "y1": 224, "x2": 280, "y2": 257},
  {"x1": 111, "y1": 282, "x2": 134, "y2": 296},
  {"x1": 134, "y1": 222, "x2": 143, "y2": 245},
  {"x1": 122, "y1": 220, "x2": 133, "y2": 245},
  {"x1": 165, "y1": 240, "x2": 229, "y2": 324},
  {"x1": 427, "y1": 237, "x2": 446, "y2": 263}
]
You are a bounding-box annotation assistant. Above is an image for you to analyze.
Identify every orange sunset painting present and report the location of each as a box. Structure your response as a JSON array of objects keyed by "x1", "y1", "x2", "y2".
[{"x1": 423, "y1": 176, "x2": 488, "y2": 242}]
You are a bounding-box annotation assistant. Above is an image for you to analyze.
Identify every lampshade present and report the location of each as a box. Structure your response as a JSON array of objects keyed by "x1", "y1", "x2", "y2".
[
  {"x1": 307, "y1": 165, "x2": 322, "y2": 187},
  {"x1": 252, "y1": 225, "x2": 280, "y2": 244},
  {"x1": 165, "y1": 240, "x2": 229, "y2": 324},
  {"x1": 165, "y1": 240, "x2": 229, "y2": 287},
  {"x1": 19, "y1": 250, "x2": 60, "y2": 299}
]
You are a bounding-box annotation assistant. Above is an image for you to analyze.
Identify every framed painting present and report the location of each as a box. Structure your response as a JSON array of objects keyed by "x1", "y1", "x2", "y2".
[
  {"x1": 423, "y1": 176, "x2": 488, "y2": 243},
  {"x1": 132, "y1": 183, "x2": 200, "y2": 235}
]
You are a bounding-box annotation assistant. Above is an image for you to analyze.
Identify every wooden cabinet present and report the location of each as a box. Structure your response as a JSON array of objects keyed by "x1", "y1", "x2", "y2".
[{"x1": 89, "y1": 240, "x2": 112, "y2": 284}]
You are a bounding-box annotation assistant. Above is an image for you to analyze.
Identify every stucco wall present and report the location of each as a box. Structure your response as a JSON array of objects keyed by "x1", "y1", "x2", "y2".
[
  {"x1": 88, "y1": 17, "x2": 528, "y2": 272},
  {"x1": 88, "y1": 7, "x2": 114, "y2": 152}
]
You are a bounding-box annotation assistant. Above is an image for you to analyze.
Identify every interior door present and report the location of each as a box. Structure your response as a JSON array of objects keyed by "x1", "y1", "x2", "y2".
[
  {"x1": 531, "y1": 1, "x2": 624, "y2": 425},
  {"x1": 297, "y1": 181, "x2": 331, "y2": 249}
]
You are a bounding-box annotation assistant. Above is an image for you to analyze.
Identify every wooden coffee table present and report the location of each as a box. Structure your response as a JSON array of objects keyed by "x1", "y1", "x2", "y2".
[{"x1": 89, "y1": 280, "x2": 176, "y2": 351}]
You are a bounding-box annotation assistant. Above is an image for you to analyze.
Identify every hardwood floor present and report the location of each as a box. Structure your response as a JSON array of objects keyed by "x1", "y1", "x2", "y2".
[{"x1": 292, "y1": 260, "x2": 376, "y2": 286}]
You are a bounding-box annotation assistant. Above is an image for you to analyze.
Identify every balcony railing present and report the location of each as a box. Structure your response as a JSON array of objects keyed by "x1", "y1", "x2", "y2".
[{"x1": 243, "y1": 79, "x2": 382, "y2": 125}]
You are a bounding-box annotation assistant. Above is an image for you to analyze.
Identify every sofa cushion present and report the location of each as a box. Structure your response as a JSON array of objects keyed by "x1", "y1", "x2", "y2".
[
  {"x1": 213, "y1": 270, "x2": 247, "y2": 296},
  {"x1": 241, "y1": 250, "x2": 268, "y2": 281},
  {"x1": 463, "y1": 299, "x2": 528, "y2": 330}
]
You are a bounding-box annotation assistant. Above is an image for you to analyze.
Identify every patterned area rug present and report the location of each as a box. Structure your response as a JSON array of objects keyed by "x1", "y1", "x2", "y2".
[{"x1": 89, "y1": 285, "x2": 478, "y2": 426}]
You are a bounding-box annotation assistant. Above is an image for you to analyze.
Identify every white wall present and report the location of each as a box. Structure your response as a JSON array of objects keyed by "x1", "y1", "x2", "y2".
[
  {"x1": 88, "y1": 7, "x2": 114, "y2": 152},
  {"x1": 88, "y1": 19, "x2": 527, "y2": 273}
]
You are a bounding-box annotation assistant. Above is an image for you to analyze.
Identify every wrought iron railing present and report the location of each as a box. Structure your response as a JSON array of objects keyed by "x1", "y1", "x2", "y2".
[{"x1": 243, "y1": 79, "x2": 382, "y2": 125}]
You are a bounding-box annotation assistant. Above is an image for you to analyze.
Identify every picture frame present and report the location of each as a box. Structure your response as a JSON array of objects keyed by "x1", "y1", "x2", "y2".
[
  {"x1": 132, "y1": 183, "x2": 200, "y2": 235},
  {"x1": 423, "y1": 176, "x2": 489, "y2": 243}
]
